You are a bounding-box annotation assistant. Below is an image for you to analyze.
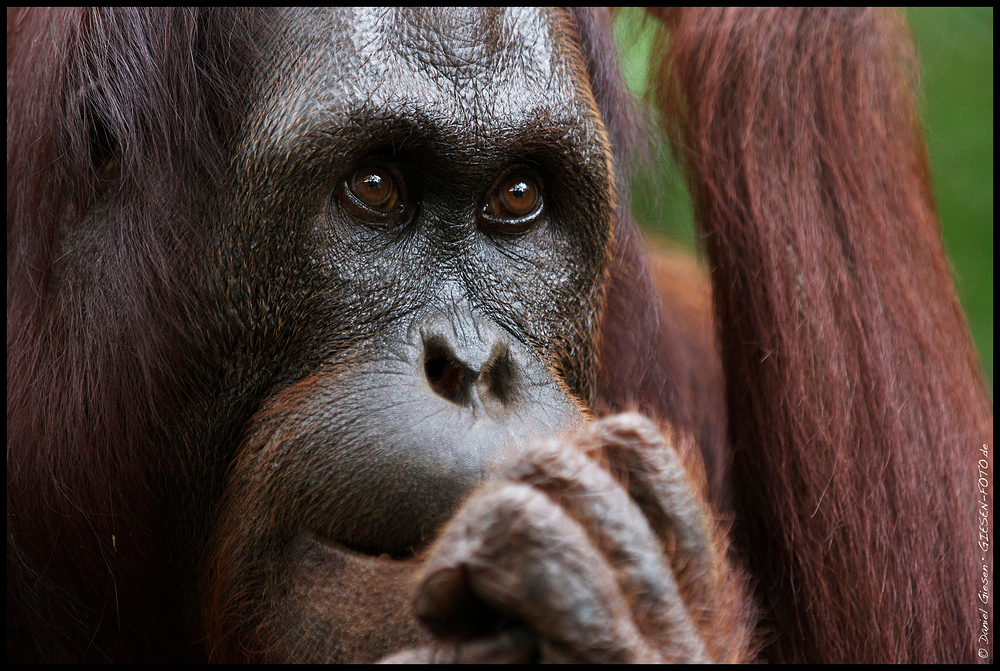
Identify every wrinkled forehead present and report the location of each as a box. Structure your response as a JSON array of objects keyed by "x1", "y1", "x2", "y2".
[{"x1": 253, "y1": 7, "x2": 600, "y2": 153}]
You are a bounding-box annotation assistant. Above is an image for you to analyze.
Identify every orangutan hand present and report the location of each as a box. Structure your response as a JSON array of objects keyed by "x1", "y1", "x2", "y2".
[{"x1": 381, "y1": 413, "x2": 752, "y2": 663}]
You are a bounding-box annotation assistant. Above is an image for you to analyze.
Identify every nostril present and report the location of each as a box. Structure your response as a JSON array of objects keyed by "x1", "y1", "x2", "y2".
[
  {"x1": 479, "y1": 345, "x2": 519, "y2": 407},
  {"x1": 420, "y1": 331, "x2": 523, "y2": 413},
  {"x1": 424, "y1": 341, "x2": 475, "y2": 406}
]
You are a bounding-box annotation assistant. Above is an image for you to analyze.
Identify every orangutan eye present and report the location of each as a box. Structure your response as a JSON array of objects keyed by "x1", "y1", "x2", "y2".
[
  {"x1": 340, "y1": 165, "x2": 406, "y2": 222},
  {"x1": 481, "y1": 171, "x2": 544, "y2": 232}
]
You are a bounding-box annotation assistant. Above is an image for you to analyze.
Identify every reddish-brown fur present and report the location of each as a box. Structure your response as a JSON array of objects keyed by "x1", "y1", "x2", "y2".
[
  {"x1": 650, "y1": 8, "x2": 993, "y2": 662},
  {"x1": 7, "y1": 8, "x2": 264, "y2": 660},
  {"x1": 7, "y1": 7, "x2": 992, "y2": 663}
]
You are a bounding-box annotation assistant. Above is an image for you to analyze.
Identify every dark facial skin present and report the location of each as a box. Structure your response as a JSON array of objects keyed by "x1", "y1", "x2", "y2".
[{"x1": 194, "y1": 8, "x2": 617, "y2": 661}]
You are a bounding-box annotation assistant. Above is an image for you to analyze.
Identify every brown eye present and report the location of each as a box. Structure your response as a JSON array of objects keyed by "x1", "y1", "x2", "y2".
[
  {"x1": 341, "y1": 166, "x2": 403, "y2": 221},
  {"x1": 483, "y1": 173, "x2": 543, "y2": 226},
  {"x1": 350, "y1": 167, "x2": 398, "y2": 211}
]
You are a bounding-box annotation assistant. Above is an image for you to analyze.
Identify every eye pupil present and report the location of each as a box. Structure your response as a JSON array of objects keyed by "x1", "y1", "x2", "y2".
[{"x1": 359, "y1": 173, "x2": 384, "y2": 198}]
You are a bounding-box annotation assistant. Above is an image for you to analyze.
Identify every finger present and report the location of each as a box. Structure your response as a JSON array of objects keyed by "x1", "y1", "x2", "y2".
[
  {"x1": 499, "y1": 438, "x2": 708, "y2": 662},
  {"x1": 580, "y1": 414, "x2": 717, "y2": 599},
  {"x1": 414, "y1": 482, "x2": 662, "y2": 663},
  {"x1": 378, "y1": 626, "x2": 538, "y2": 663}
]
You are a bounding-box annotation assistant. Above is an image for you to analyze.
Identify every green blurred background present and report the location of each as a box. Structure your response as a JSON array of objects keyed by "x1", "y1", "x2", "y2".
[{"x1": 615, "y1": 7, "x2": 994, "y2": 391}]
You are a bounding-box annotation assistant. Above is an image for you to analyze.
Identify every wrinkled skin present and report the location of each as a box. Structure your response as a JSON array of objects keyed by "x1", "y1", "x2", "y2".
[{"x1": 189, "y1": 7, "x2": 735, "y2": 662}]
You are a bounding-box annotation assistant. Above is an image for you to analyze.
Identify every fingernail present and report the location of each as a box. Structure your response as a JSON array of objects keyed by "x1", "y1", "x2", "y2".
[{"x1": 414, "y1": 565, "x2": 465, "y2": 620}]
